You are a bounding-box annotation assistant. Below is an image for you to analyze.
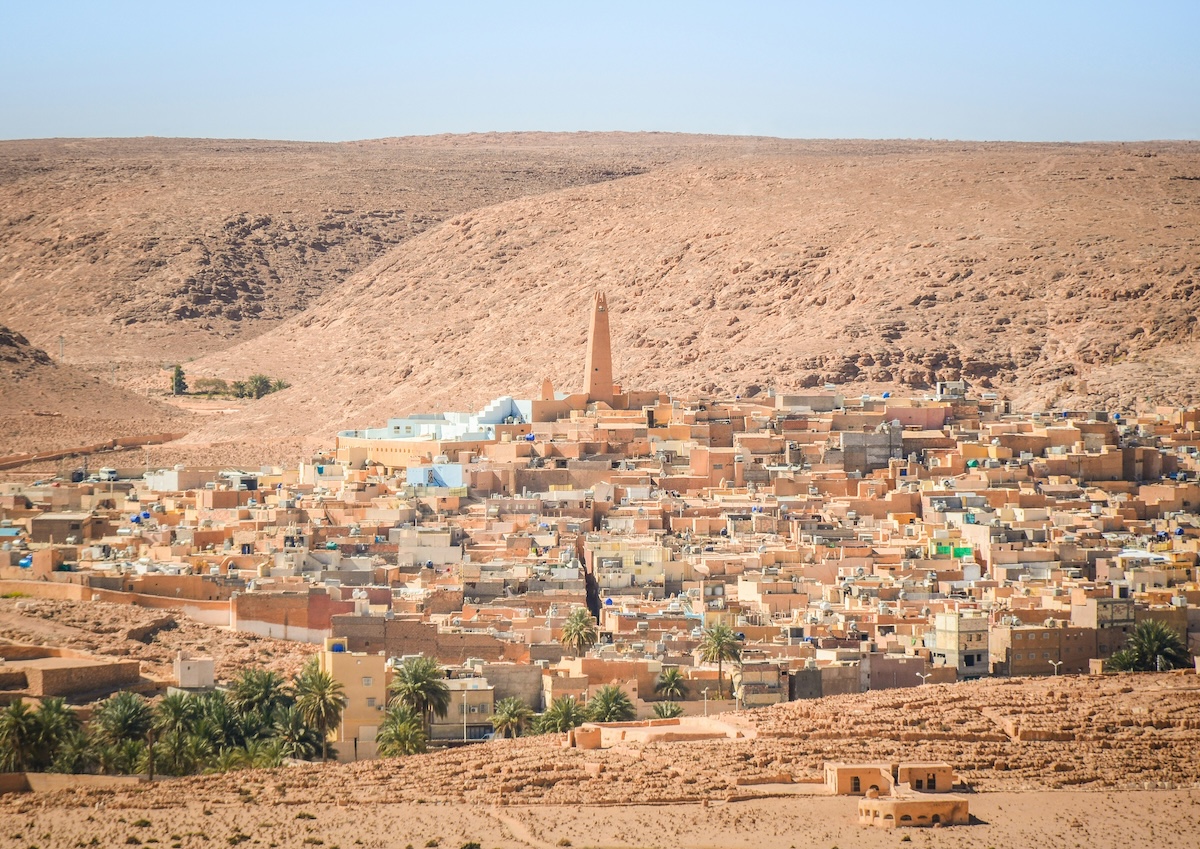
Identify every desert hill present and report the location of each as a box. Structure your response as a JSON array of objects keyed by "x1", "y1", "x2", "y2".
[
  {"x1": 0, "y1": 326, "x2": 189, "y2": 456},
  {"x1": 0, "y1": 134, "x2": 803, "y2": 370},
  {"x1": 186, "y1": 140, "x2": 1200, "y2": 442}
]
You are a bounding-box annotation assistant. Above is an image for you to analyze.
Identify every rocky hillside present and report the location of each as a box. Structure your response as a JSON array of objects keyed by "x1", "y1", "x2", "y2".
[
  {"x1": 0, "y1": 325, "x2": 188, "y2": 456},
  {"x1": 187, "y1": 140, "x2": 1200, "y2": 442},
  {"x1": 0, "y1": 134, "x2": 801, "y2": 369}
]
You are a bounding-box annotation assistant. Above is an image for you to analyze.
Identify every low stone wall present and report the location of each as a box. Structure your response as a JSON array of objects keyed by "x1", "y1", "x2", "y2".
[
  {"x1": 23, "y1": 658, "x2": 141, "y2": 697},
  {"x1": 570, "y1": 716, "x2": 755, "y2": 748},
  {"x1": 0, "y1": 773, "x2": 146, "y2": 794}
]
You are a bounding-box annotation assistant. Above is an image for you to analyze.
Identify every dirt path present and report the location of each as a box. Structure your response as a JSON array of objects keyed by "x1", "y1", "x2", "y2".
[{"x1": 485, "y1": 806, "x2": 557, "y2": 849}]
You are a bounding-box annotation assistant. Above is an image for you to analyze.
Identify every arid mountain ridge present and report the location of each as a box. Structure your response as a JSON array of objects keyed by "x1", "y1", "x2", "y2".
[{"x1": 2, "y1": 134, "x2": 1199, "y2": 452}]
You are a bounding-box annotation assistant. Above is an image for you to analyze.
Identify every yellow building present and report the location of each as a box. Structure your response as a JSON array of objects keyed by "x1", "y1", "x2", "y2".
[{"x1": 318, "y1": 638, "x2": 389, "y2": 761}]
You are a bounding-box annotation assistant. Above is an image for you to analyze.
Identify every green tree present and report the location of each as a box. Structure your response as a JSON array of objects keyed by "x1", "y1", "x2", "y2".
[
  {"x1": 247, "y1": 374, "x2": 273, "y2": 399},
  {"x1": 92, "y1": 691, "x2": 152, "y2": 745},
  {"x1": 193, "y1": 377, "x2": 230, "y2": 396},
  {"x1": 388, "y1": 656, "x2": 451, "y2": 737},
  {"x1": 229, "y1": 668, "x2": 292, "y2": 720},
  {"x1": 535, "y1": 696, "x2": 587, "y2": 734},
  {"x1": 0, "y1": 699, "x2": 40, "y2": 771},
  {"x1": 377, "y1": 704, "x2": 427, "y2": 756},
  {"x1": 154, "y1": 692, "x2": 199, "y2": 739},
  {"x1": 194, "y1": 690, "x2": 244, "y2": 751},
  {"x1": 587, "y1": 685, "x2": 635, "y2": 723},
  {"x1": 209, "y1": 746, "x2": 250, "y2": 774},
  {"x1": 491, "y1": 697, "x2": 534, "y2": 739},
  {"x1": 270, "y1": 379, "x2": 289, "y2": 393},
  {"x1": 1109, "y1": 620, "x2": 1192, "y2": 672},
  {"x1": 654, "y1": 667, "x2": 689, "y2": 701},
  {"x1": 653, "y1": 701, "x2": 685, "y2": 719},
  {"x1": 293, "y1": 665, "x2": 346, "y2": 763},
  {"x1": 271, "y1": 704, "x2": 321, "y2": 761},
  {"x1": 49, "y1": 728, "x2": 97, "y2": 774},
  {"x1": 698, "y1": 624, "x2": 742, "y2": 699},
  {"x1": 154, "y1": 730, "x2": 212, "y2": 776},
  {"x1": 560, "y1": 608, "x2": 599, "y2": 657},
  {"x1": 232, "y1": 380, "x2": 250, "y2": 398},
  {"x1": 244, "y1": 738, "x2": 284, "y2": 769},
  {"x1": 171, "y1": 364, "x2": 187, "y2": 395},
  {"x1": 31, "y1": 697, "x2": 80, "y2": 771}
]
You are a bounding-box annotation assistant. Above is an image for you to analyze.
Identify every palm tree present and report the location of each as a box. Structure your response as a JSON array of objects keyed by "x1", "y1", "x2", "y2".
[
  {"x1": 244, "y1": 738, "x2": 284, "y2": 769},
  {"x1": 208, "y1": 746, "x2": 250, "y2": 774},
  {"x1": 587, "y1": 685, "x2": 635, "y2": 723},
  {"x1": 654, "y1": 667, "x2": 689, "y2": 701},
  {"x1": 376, "y1": 704, "x2": 427, "y2": 756},
  {"x1": 293, "y1": 666, "x2": 346, "y2": 763},
  {"x1": 698, "y1": 624, "x2": 741, "y2": 699},
  {"x1": 271, "y1": 704, "x2": 321, "y2": 761},
  {"x1": 388, "y1": 656, "x2": 450, "y2": 738},
  {"x1": 0, "y1": 699, "x2": 39, "y2": 771},
  {"x1": 32, "y1": 697, "x2": 80, "y2": 771},
  {"x1": 49, "y1": 729, "x2": 96, "y2": 774},
  {"x1": 1109, "y1": 620, "x2": 1192, "y2": 672},
  {"x1": 560, "y1": 608, "x2": 599, "y2": 657},
  {"x1": 92, "y1": 691, "x2": 152, "y2": 745},
  {"x1": 194, "y1": 691, "x2": 244, "y2": 751},
  {"x1": 229, "y1": 668, "x2": 291, "y2": 719},
  {"x1": 653, "y1": 701, "x2": 685, "y2": 719},
  {"x1": 535, "y1": 696, "x2": 587, "y2": 734},
  {"x1": 154, "y1": 693, "x2": 199, "y2": 738},
  {"x1": 491, "y1": 697, "x2": 534, "y2": 739}
]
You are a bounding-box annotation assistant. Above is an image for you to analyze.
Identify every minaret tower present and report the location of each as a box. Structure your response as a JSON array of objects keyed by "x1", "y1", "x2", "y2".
[{"x1": 583, "y1": 291, "x2": 614, "y2": 404}]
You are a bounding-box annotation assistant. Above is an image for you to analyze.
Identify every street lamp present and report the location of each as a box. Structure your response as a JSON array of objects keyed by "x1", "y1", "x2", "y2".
[
  {"x1": 917, "y1": 672, "x2": 932, "y2": 686},
  {"x1": 1049, "y1": 660, "x2": 1063, "y2": 676},
  {"x1": 702, "y1": 687, "x2": 710, "y2": 717}
]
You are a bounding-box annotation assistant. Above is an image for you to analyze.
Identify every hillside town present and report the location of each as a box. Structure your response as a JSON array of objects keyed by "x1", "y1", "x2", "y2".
[{"x1": 2, "y1": 293, "x2": 1198, "y2": 761}]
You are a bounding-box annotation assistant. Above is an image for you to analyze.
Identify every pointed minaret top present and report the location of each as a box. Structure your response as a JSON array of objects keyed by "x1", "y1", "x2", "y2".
[{"x1": 583, "y1": 291, "x2": 614, "y2": 404}]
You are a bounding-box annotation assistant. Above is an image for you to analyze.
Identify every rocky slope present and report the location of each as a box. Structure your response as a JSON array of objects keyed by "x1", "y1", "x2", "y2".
[
  {"x1": 0, "y1": 134, "x2": 801, "y2": 369},
  {"x1": 187, "y1": 140, "x2": 1200, "y2": 442},
  {"x1": 0, "y1": 326, "x2": 189, "y2": 456}
]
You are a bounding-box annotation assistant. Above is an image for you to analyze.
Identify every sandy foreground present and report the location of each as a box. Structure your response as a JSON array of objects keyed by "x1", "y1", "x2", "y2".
[{"x1": 1, "y1": 788, "x2": 1197, "y2": 849}]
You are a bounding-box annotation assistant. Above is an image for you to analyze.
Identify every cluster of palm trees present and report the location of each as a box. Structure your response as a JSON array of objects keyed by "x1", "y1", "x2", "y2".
[
  {"x1": 1109, "y1": 620, "x2": 1192, "y2": 672},
  {"x1": 376, "y1": 656, "x2": 448, "y2": 756},
  {"x1": 0, "y1": 661, "x2": 345, "y2": 776}
]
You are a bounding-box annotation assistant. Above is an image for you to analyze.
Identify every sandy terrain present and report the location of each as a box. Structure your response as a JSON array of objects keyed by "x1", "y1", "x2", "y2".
[{"x1": 2, "y1": 789, "x2": 1198, "y2": 849}]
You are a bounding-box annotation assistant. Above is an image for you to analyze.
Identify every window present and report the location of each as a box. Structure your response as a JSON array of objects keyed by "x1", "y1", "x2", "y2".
[
  {"x1": 1015, "y1": 653, "x2": 1022, "y2": 660},
  {"x1": 366, "y1": 697, "x2": 376, "y2": 708},
  {"x1": 362, "y1": 677, "x2": 373, "y2": 687},
  {"x1": 851, "y1": 776, "x2": 861, "y2": 793},
  {"x1": 1015, "y1": 633, "x2": 1023, "y2": 640},
  {"x1": 1043, "y1": 652, "x2": 1050, "y2": 659}
]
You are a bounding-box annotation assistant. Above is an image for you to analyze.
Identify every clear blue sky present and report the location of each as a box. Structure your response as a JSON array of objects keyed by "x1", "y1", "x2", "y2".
[{"x1": 2, "y1": 1, "x2": 1197, "y2": 142}]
